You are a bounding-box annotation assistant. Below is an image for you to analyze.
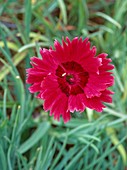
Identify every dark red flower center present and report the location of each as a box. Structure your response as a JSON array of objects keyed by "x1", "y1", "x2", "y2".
[
  {"x1": 56, "y1": 61, "x2": 89, "y2": 96},
  {"x1": 65, "y1": 74, "x2": 75, "y2": 85}
]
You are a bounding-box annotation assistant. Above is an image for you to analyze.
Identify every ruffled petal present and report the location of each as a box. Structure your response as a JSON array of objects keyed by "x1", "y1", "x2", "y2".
[
  {"x1": 81, "y1": 56, "x2": 102, "y2": 73},
  {"x1": 50, "y1": 94, "x2": 70, "y2": 123},
  {"x1": 84, "y1": 72, "x2": 114, "y2": 98},
  {"x1": 51, "y1": 37, "x2": 90, "y2": 63},
  {"x1": 29, "y1": 83, "x2": 41, "y2": 93},
  {"x1": 39, "y1": 48, "x2": 58, "y2": 73},
  {"x1": 26, "y1": 73, "x2": 44, "y2": 84},
  {"x1": 82, "y1": 95, "x2": 105, "y2": 112},
  {"x1": 41, "y1": 75, "x2": 71, "y2": 122},
  {"x1": 82, "y1": 89, "x2": 114, "y2": 112},
  {"x1": 68, "y1": 94, "x2": 86, "y2": 112},
  {"x1": 98, "y1": 53, "x2": 114, "y2": 72},
  {"x1": 84, "y1": 53, "x2": 114, "y2": 98}
]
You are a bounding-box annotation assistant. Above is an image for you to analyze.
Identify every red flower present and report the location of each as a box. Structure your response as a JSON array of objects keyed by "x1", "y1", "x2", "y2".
[{"x1": 26, "y1": 37, "x2": 114, "y2": 123}]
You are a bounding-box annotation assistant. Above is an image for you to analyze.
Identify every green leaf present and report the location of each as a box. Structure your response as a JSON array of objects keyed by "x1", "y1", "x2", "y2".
[
  {"x1": 18, "y1": 122, "x2": 50, "y2": 154},
  {"x1": 24, "y1": 0, "x2": 32, "y2": 41},
  {"x1": 0, "y1": 145, "x2": 7, "y2": 170},
  {"x1": 96, "y1": 12, "x2": 121, "y2": 29},
  {"x1": 57, "y1": 0, "x2": 67, "y2": 25}
]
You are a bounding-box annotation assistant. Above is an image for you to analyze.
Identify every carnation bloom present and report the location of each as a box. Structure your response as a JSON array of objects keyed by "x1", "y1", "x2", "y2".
[{"x1": 26, "y1": 37, "x2": 114, "y2": 123}]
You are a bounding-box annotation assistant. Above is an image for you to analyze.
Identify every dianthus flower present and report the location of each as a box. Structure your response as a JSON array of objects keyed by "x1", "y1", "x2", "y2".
[{"x1": 26, "y1": 37, "x2": 114, "y2": 123}]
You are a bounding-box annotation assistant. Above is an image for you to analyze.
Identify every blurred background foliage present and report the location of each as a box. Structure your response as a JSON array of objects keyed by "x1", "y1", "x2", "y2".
[{"x1": 0, "y1": 0, "x2": 127, "y2": 169}]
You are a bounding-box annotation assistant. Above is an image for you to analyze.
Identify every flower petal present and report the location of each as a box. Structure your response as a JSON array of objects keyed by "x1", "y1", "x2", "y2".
[
  {"x1": 29, "y1": 83, "x2": 41, "y2": 93},
  {"x1": 84, "y1": 72, "x2": 114, "y2": 98},
  {"x1": 68, "y1": 94, "x2": 86, "y2": 112},
  {"x1": 41, "y1": 75, "x2": 71, "y2": 122},
  {"x1": 83, "y1": 89, "x2": 114, "y2": 112},
  {"x1": 26, "y1": 73, "x2": 44, "y2": 84}
]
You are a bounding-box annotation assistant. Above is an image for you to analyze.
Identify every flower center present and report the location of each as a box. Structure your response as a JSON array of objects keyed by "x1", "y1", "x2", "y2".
[
  {"x1": 56, "y1": 61, "x2": 89, "y2": 96},
  {"x1": 65, "y1": 74, "x2": 75, "y2": 85}
]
